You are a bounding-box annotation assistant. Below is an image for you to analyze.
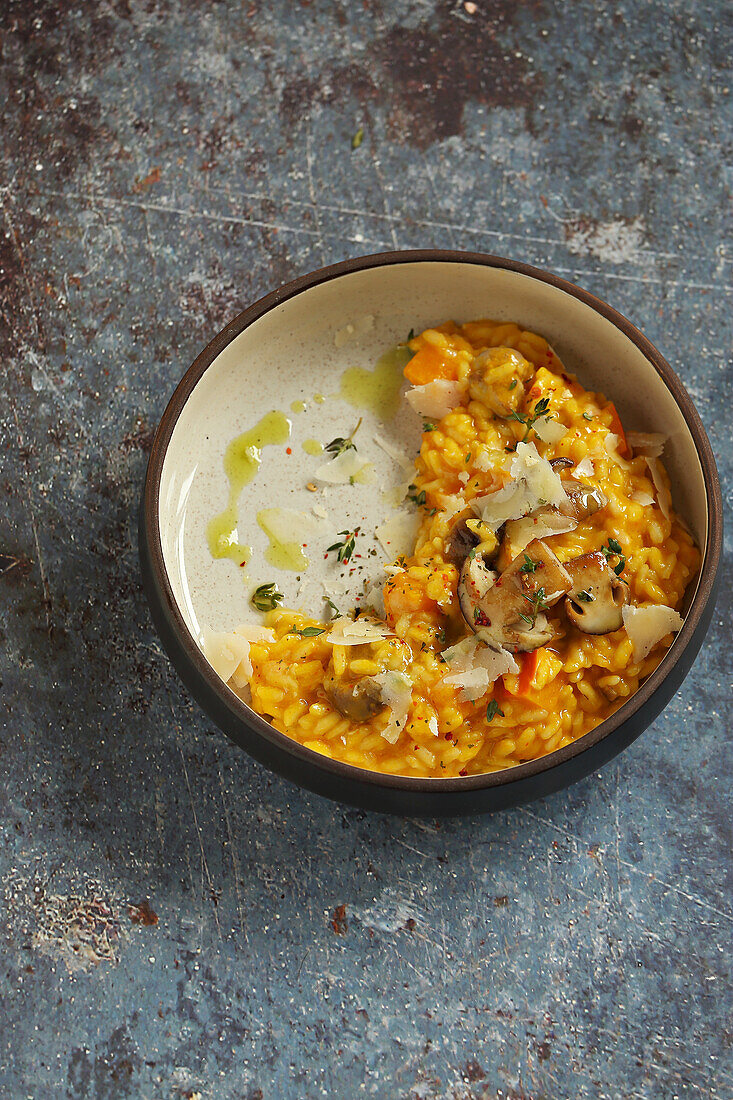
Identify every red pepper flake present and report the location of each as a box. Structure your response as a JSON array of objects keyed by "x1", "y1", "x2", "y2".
[
  {"x1": 286, "y1": 447, "x2": 292, "y2": 454},
  {"x1": 444, "y1": 732, "x2": 453, "y2": 741},
  {"x1": 459, "y1": 768, "x2": 468, "y2": 777}
]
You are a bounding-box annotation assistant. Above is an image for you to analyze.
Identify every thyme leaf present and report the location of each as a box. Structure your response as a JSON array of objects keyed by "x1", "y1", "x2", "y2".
[
  {"x1": 251, "y1": 583, "x2": 284, "y2": 612},
  {"x1": 325, "y1": 416, "x2": 363, "y2": 460},
  {"x1": 508, "y1": 395, "x2": 552, "y2": 442},
  {"x1": 327, "y1": 528, "x2": 359, "y2": 563},
  {"x1": 486, "y1": 699, "x2": 505, "y2": 721}
]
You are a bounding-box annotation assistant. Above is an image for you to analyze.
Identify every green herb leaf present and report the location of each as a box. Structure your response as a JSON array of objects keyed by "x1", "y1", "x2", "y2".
[
  {"x1": 327, "y1": 528, "x2": 359, "y2": 564},
  {"x1": 520, "y1": 585, "x2": 549, "y2": 627},
  {"x1": 291, "y1": 626, "x2": 326, "y2": 637},
  {"x1": 486, "y1": 699, "x2": 505, "y2": 721},
  {"x1": 601, "y1": 537, "x2": 626, "y2": 575},
  {"x1": 407, "y1": 328, "x2": 415, "y2": 341},
  {"x1": 509, "y1": 395, "x2": 553, "y2": 442},
  {"x1": 508, "y1": 379, "x2": 518, "y2": 391},
  {"x1": 519, "y1": 553, "x2": 538, "y2": 575},
  {"x1": 325, "y1": 417, "x2": 363, "y2": 460},
  {"x1": 325, "y1": 596, "x2": 341, "y2": 617},
  {"x1": 351, "y1": 126, "x2": 364, "y2": 149},
  {"x1": 582, "y1": 411, "x2": 593, "y2": 421},
  {"x1": 576, "y1": 590, "x2": 594, "y2": 602},
  {"x1": 422, "y1": 421, "x2": 436, "y2": 432},
  {"x1": 407, "y1": 487, "x2": 427, "y2": 507},
  {"x1": 251, "y1": 582, "x2": 284, "y2": 612},
  {"x1": 465, "y1": 452, "x2": 471, "y2": 464}
]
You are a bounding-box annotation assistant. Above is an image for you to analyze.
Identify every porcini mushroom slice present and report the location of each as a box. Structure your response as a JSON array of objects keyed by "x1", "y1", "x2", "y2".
[
  {"x1": 495, "y1": 507, "x2": 578, "y2": 572},
  {"x1": 444, "y1": 508, "x2": 481, "y2": 567},
  {"x1": 458, "y1": 539, "x2": 572, "y2": 652},
  {"x1": 564, "y1": 550, "x2": 628, "y2": 634},
  {"x1": 549, "y1": 456, "x2": 574, "y2": 472},
  {"x1": 557, "y1": 480, "x2": 608, "y2": 521},
  {"x1": 324, "y1": 675, "x2": 387, "y2": 721}
]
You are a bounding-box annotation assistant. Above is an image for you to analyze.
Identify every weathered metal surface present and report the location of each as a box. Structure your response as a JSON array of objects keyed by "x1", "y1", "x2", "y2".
[{"x1": 0, "y1": 1, "x2": 730, "y2": 1096}]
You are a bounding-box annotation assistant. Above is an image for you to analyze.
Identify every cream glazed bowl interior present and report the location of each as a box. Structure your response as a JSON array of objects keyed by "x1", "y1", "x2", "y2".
[{"x1": 139, "y1": 251, "x2": 722, "y2": 816}]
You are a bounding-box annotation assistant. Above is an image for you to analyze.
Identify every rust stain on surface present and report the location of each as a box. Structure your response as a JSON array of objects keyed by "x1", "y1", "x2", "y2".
[
  {"x1": 331, "y1": 903, "x2": 348, "y2": 934},
  {"x1": 128, "y1": 900, "x2": 158, "y2": 926}
]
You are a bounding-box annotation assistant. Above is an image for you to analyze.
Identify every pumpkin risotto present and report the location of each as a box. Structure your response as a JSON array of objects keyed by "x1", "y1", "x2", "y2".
[{"x1": 204, "y1": 320, "x2": 699, "y2": 778}]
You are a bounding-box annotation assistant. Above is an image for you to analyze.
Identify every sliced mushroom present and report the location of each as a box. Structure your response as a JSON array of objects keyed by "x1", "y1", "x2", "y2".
[
  {"x1": 445, "y1": 508, "x2": 498, "y2": 567},
  {"x1": 444, "y1": 508, "x2": 480, "y2": 566},
  {"x1": 467, "y1": 347, "x2": 534, "y2": 417},
  {"x1": 324, "y1": 674, "x2": 386, "y2": 721},
  {"x1": 495, "y1": 507, "x2": 578, "y2": 572},
  {"x1": 564, "y1": 550, "x2": 628, "y2": 634},
  {"x1": 550, "y1": 456, "x2": 574, "y2": 472},
  {"x1": 557, "y1": 479, "x2": 608, "y2": 521},
  {"x1": 458, "y1": 539, "x2": 572, "y2": 652}
]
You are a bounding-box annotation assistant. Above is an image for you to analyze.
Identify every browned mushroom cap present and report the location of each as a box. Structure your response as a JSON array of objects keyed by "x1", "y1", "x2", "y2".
[
  {"x1": 444, "y1": 508, "x2": 480, "y2": 566},
  {"x1": 495, "y1": 507, "x2": 578, "y2": 573},
  {"x1": 458, "y1": 539, "x2": 572, "y2": 652},
  {"x1": 467, "y1": 347, "x2": 534, "y2": 418},
  {"x1": 564, "y1": 550, "x2": 628, "y2": 634},
  {"x1": 324, "y1": 674, "x2": 387, "y2": 721},
  {"x1": 550, "y1": 457, "x2": 574, "y2": 472},
  {"x1": 445, "y1": 507, "x2": 499, "y2": 567},
  {"x1": 557, "y1": 480, "x2": 608, "y2": 521}
]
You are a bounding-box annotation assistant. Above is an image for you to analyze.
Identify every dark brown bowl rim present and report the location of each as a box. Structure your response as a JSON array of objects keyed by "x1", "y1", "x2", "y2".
[{"x1": 142, "y1": 249, "x2": 722, "y2": 797}]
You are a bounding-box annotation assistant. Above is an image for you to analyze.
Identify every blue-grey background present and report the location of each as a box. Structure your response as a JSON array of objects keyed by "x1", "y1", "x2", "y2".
[{"x1": 1, "y1": 1, "x2": 731, "y2": 1097}]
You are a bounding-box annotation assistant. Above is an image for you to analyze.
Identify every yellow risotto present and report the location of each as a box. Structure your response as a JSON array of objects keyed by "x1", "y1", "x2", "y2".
[{"x1": 215, "y1": 320, "x2": 699, "y2": 778}]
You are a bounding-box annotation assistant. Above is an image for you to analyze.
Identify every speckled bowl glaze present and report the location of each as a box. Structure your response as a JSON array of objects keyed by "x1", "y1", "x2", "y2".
[{"x1": 139, "y1": 251, "x2": 722, "y2": 815}]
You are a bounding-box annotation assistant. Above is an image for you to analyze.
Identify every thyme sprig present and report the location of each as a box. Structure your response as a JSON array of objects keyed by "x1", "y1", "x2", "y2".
[
  {"x1": 327, "y1": 528, "x2": 359, "y2": 564},
  {"x1": 324, "y1": 417, "x2": 363, "y2": 460},
  {"x1": 518, "y1": 586, "x2": 550, "y2": 627},
  {"x1": 508, "y1": 395, "x2": 552, "y2": 442}
]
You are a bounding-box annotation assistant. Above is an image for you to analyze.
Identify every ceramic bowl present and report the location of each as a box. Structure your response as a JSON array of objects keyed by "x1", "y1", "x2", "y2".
[{"x1": 139, "y1": 251, "x2": 722, "y2": 815}]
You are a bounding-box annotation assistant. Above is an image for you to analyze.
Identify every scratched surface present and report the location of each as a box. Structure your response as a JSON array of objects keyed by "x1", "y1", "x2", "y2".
[{"x1": 1, "y1": 1, "x2": 731, "y2": 1097}]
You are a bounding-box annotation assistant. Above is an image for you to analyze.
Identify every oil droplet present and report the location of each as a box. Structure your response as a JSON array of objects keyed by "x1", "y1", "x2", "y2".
[
  {"x1": 290, "y1": 399, "x2": 306, "y2": 414},
  {"x1": 339, "y1": 344, "x2": 412, "y2": 421},
  {"x1": 207, "y1": 410, "x2": 291, "y2": 566},
  {"x1": 313, "y1": 393, "x2": 326, "y2": 404},
  {"x1": 302, "y1": 438, "x2": 324, "y2": 456},
  {"x1": 257, "y1": 509, "x2": 310, "y2": 571}
]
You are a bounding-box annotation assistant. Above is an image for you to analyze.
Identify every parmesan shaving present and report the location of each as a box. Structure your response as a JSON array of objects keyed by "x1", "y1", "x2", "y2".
[
  {"x1": 622, "y1": 604, "x2": 683, "y2": 661},
  {"x1": 202, "y1": 629, "x2": 253, "y2": 685},
  {"x1": 472, "y1": 442, "x2": 567, "y2": 530},
  {"x1": 441, "y1": 635, "x2": 519, "y2": 700},
  {"x1": 502, "y1": 511, "x2": 578, "y2": 557},
  {"x1": 644, "y1": 455, "x2": 671, "y2": 519},
  {"x1": 603, "y1": 432, "x2": 631, "y2": 468},
  {"x1": 627, "y1": 431, "x2": 666, "y2": 458},
  {"x1": 405, "y1": 379, "x2": 466, "y2": 419},
  {"x1": 375, "y1": 508, "x2": 421, "y2": 556},
  {"x1": 362, "y1": 579, "x2": 386, "y2": 620},
  {"x1": 373, "y1": 670, "x2": 412, "y2": 743},
  {"x1": 631, "y1": 490, "x2": 655, "y2": 506},
  {"x1": 315, "y1": 448, "x2": 375, "y2": 484},
  {"x1": 533, "y1": 416, "x2": 568, "y2": 444},
  {"x1": 373, "y1": 433, "x2": 413, "y2": 472},
  {"x1": 574, "y1": 457, "x2": 595, "y2": 479},
  {"x1": 327, "y1": 617, "x2": 393, "y2": 646}
]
